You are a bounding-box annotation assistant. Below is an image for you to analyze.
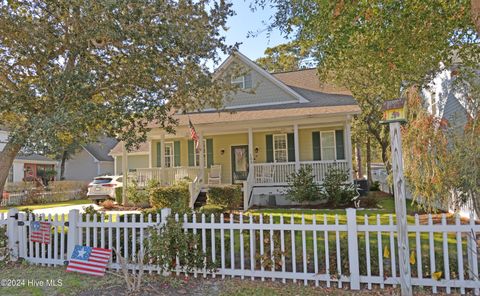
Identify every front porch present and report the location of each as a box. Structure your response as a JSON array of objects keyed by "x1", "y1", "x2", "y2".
[{"x1": 118, "y1": 121, "x2": 353, "y2": 209}]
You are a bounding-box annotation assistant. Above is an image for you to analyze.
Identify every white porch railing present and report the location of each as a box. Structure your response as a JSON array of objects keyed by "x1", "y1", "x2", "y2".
[
  {"x1": 188, "y1": 177, "x2": 203, "y2": 208},
  {"x1": 243, "y1": 170, "x2": 254, "y2": 210},
  {"x1": 300, "y1": 160, "x2": 349, "y2": 183},
  {"x1": 135, "y1": 167, "x2": 202, "y2": 186},
  {"x1": 252, "y1": 160, "x2": 349, "y2": 185}
]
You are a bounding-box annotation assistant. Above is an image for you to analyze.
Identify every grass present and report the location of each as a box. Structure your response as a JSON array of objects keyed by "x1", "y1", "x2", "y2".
[
  {"x1": 0, "y1": 263, "x2": 124, "y2": 296},
  {"x1": 0, "y1": 199, "x2": 92, "y2": 213},
  {"x1": 3, "y1": 263, "x2": 449, "y2": 295}
]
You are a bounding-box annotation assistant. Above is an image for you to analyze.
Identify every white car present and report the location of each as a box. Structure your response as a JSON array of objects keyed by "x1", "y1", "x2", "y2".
[{"x1": 87, "y1": 175, "x2": 123, "y2": 202}]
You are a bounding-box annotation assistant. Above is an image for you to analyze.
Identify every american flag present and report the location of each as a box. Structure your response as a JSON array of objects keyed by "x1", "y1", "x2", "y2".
[
  {"x1": 30, "y1": 221, "x2": 51, "y2": 244},
  {"x1": 67, "y1": 245, "x2": 111, "y2": 277},
  {"x1": 189, "y1": 119, "x2": 199, "y2": 151}
]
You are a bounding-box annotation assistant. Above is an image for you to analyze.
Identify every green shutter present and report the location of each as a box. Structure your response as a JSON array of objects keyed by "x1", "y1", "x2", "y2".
[
  {"x1": 156, "y1": 142, "x2": 161, "y2": 167},
  {"x1": 187, "y1": 140, "x2": 194, "y2": 166},
  {"x1": 335, "y1": 130, "x2": 345, "y2": 160},
  {"x1": 206, "y1": 139, "x2": 214, "y2": 168},
  {"x1": 266, "y1": 135, "x2": 273, "y2": 163},
  {"x1": 174, "y1": 141, "x2": 181, "y2": 167},
  {"x1": 287, "y1": 133, "x2": 295, "y2": 162},
  {"x1": 312, "y1": 132, "x2": 321, "y2": 161}
]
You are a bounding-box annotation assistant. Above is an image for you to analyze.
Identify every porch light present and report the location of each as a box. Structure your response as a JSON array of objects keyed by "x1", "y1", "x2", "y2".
[
  {"x1": 254, "y1": 147, "x2": 259, "y2": 153},
  {"x1": 220, "y1": 149, "x2": 225, "y2": 155}
]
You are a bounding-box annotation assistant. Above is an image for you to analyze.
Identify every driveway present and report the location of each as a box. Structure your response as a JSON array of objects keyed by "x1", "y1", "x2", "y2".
[{"x1": 32, "y1": 204, "x2": 141, "y2": 216}]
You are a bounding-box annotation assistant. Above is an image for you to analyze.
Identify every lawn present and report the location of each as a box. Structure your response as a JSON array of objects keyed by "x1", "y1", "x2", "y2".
[
  {"x1": 0, "y1": 199, "x2": 92, "y2": 213},
  {"x1": 0, "y1": 263, "x2": 444, "y2": 295}
]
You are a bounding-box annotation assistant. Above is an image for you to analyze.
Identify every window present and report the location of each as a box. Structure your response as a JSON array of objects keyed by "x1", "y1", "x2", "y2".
[
  {"x1": 164, "y1": 142, "x2": 174, "y2": 168},
  {"x1": 320, "y1": 131, "x2": 336, "y2": 160},
  {"x1": 273, "y1": 134, "x2": 288, "y2": 162},
  {"x1": 231, "y1": 73, "x2": 252, "y2": 89},
  {"x1": 194, "y1": 140, "x2": 207, "y2": 167}
]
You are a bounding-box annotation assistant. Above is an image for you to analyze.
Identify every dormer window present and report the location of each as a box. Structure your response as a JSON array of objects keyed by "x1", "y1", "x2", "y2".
[{"x1": 231, "y1": 73, "x2": 252, "y2": 89}]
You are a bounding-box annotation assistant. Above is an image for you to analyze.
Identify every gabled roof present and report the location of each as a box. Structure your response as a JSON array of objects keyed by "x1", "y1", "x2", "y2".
[
  {"x1": 272, "y1": 69, "x2": 352, "y2": 96},
  {"x1": 15, "y1": 153, "x2": 56, "y2": 163},
  {"x1": 83, "y1": 137, "x2": 118, "y2": 161},
  {"x1": 215, "y1": 51, "x2": 309, "y2": 103}
]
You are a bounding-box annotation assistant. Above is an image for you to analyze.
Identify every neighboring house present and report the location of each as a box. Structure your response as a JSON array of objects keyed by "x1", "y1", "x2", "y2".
[
  {"x1": 1, "y1": 130, "x2": 57, "y2": 184},
  {"x1": 109, "y1": 51, "x2": 360, "y2": 208},
  {"x1": 423, "y1": 66, "x2": 476, "y2": 218},
  {"x1": 63, "y1": 138, "x2": 117, "y2": 181},
  {"x1": 423, "y1": 67, "x2": 470, "y2": 129}
]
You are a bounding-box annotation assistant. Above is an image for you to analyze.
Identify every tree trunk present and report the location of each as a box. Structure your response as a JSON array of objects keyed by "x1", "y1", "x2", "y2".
[
  {"x1": 366, "y1": 137, "x2": 373, "y2": 188},
  {"x1": 0, "y1": 141, "x2": 23, "y2": 196},
  {"x1": 60, "y1": 150, "x2": 68, "y2": 180},
  {"x1": 355, "y1": 140, "x2": 363, "y2": 179},
  {"x1": 472, "y1": 0, "x2": 480, "y2": 34}
]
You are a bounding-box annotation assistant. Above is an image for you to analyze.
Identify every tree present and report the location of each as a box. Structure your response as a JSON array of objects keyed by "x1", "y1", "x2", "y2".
[
  {"x1": 255, "y1": 42, "x2": 313, "y2": 72},
  {"x1": 257, "y1": 0, "x2": 479, "y2": 175},
  {"x1": 0, "y1": 1, "x2": 234, "y2": 195}
]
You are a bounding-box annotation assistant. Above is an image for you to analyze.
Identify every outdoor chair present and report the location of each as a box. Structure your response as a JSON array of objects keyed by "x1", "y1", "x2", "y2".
[{"x1": 208, "y1": 165, "x2": 222, "y2": 184}]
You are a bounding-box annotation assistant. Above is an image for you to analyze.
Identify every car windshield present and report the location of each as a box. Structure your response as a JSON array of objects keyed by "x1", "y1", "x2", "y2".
[{"x1": 93, "y1": 178, "x2": 112, "y2": 184}]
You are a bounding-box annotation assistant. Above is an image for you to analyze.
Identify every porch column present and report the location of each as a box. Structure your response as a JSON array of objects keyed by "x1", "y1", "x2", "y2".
[
  {"x1": 248, "y1": 128, "x2": 253, "y2": 167},
  {"x1": 294, "y1": 124, "x2": 300, "y2": 171},
  {"x1": 199, "y1": 132, "x2": 205, "y2": 183},
  {"x1": 148, "y1": 140, "x2": 153, "y2": 168},
  {"x1": 160, "y1": 134, "x2": 165, "y2": 185},
  {"x1": 345, "y1": 117, "x2": 353, "y2": 182}
]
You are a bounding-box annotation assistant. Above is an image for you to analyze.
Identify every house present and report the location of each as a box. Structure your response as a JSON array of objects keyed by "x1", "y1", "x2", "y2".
[
  {"x1": 1, "y1": 130, "x2": 57, "y2": 184},
  {"x1": 62, "y1": 138, "x2": 117, "y2": 181},
  {"x1": 422, "y1": 64, "x2": 476, "y2": 218},
  {"x1": 109, "y1": 51, "x2": 360, "y2": 208}
]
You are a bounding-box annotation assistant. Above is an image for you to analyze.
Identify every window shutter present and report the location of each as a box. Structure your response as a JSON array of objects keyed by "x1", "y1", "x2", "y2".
[
  {"x1": 188, "y1": 140, "x2": 194, "y2": 166},
  {"x1": 206, "y1": 139, "x2": 214, "y2": 168},
  {"x1": 312, "y1": 132, "x2": 321, "y2": 161},
  {"x1": 156, "y1": 142, "x2": 162, "y2": 167},
  {"x1": 244, "y1": 73, "x2": 252, "y2": 89},
  {"x1": 266, "y1": 135, "x2": 273, "y2": 163},
  {"x1": 287, "y1": 133, "x2": 295, "y2": 162},
  {"x1": 335, "y1": 130, "x2": 345, "y2": 160},
  {"x1": 174, "y1": 141, "x2": 181, "y2": 167}
]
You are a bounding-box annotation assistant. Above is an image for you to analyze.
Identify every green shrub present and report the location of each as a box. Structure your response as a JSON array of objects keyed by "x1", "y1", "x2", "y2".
[
  {"x1": 358, "y1": 196, "x2": 378, "y2": 208},
  {"x1": 126, "y1": 180, "x2": 150, "y2": 208},
  {"x1": 146, "y1": 217, "x2": 216, "y2": 273},
  {"x1": 206, "y1": 185, "x2": 242, "y2": 213},
  {"x1": 319, "y1": 167, "x2": 358, "y2": 207},
  {"x1": 115, "y1": 187, "x2": 123, "y2": 204},
  {"x1": 285, "y1": 165, "x2": 321, "y2": 203},
  {"x1": 198, "y1": 204, "x2": 225, "y2": 216},
  {"x1": 150, "y1": 181, "x2": 190, "y2": 214},
  {"x1": 370, "y1": 181, "x2": 380, "y2": 191}
]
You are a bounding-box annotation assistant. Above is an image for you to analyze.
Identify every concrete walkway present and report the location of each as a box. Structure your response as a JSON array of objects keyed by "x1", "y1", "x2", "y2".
[{"x1": 32, "y1": 204, "x2": 141, "y2": 216}]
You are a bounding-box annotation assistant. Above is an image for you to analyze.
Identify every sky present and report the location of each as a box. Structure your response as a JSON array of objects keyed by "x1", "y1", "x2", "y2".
[{"x1": 217, "y1": 0, "x2": 290, "y2": 63}]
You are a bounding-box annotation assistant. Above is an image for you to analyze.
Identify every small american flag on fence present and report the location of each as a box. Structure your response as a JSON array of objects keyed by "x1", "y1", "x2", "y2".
[
  {"x1": 189, "y1": 119, "x2": 200, "y2": 151},
  {"x1": 67, "y1": 245, "x2": 111, "y2": 276},
  {"x1": 30, "y1": 221, "x2": 51, "y2": 244}
]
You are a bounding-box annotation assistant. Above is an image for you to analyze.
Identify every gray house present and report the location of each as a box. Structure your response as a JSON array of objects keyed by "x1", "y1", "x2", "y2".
[
  {"x1": 63, "y1": 138, "x2": 118, "y2": 181},
  {"x1": 422, "y1": 66, "x2": 475, "y2": 218}
]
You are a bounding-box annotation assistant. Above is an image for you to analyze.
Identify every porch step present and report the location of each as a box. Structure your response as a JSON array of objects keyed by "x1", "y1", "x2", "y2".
[{"x1": 194, "y1": 191, "x2": 207, "y2": 209}]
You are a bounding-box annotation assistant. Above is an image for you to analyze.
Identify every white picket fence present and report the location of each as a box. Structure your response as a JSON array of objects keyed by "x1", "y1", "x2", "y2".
[{"x1": 3, "y1": 208, "x2": 480, "y2": 294}]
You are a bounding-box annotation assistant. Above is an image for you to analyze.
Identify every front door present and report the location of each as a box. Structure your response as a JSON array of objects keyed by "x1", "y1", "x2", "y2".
[{"x1": 231, "y1": 145, "x2": 249, "y2": 184}]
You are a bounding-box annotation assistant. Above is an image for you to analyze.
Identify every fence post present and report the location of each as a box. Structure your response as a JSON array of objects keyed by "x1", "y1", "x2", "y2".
[
  {"x1": 7, "y1": 208, "x2": 19, "y2": 261},
  {"x1": 346, "y1": 208, "x2": 360, "y2": 290},
  {"x1": 67, "y1": 209, "x2": 80, "y2": 261},
  {"x1": 160, "y1": 208, "x2": 171, "y2": 225},
  {"x1": 17, "y1": 211, "x2": 26, "y2": 259}
]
